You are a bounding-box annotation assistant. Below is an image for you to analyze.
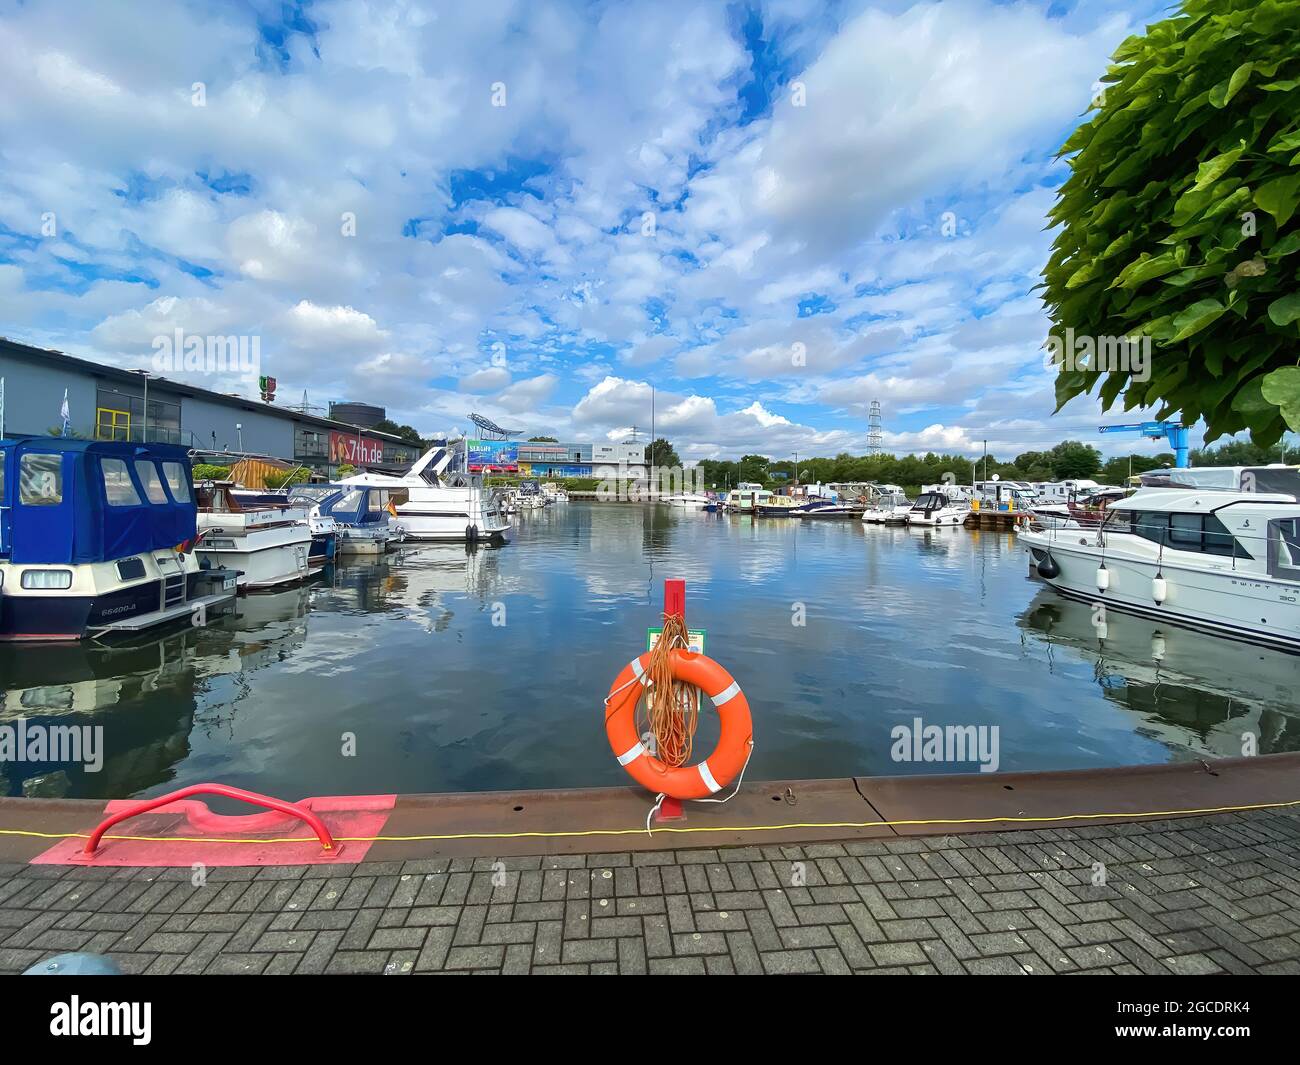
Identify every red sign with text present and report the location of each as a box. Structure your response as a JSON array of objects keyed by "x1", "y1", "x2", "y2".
[{"x1": 330, "y1": 431, "x2": 383, "y2": 466}]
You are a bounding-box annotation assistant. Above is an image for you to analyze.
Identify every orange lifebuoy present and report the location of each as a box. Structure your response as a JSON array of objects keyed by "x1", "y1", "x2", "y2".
[{"x1": 605, "y1": 648, "x2": 753, "y2": 800}]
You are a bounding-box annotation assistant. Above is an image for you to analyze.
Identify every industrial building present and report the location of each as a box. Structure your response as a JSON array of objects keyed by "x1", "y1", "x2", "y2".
[{"x1": 0, "y1": 337, "x2": 419, "y2": 477}]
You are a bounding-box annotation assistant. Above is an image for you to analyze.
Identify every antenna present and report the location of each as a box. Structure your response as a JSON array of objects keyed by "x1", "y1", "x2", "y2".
[{"x1": 868, "y1": 399, "x2": 883, "y2": 455}]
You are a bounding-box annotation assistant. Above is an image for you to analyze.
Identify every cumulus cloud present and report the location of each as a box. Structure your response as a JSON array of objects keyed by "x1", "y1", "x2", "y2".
[{"x1": 0, "y1": 0, "x2": 1173, "y2": 456}]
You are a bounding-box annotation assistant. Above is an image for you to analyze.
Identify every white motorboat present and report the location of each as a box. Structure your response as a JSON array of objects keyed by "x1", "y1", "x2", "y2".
[
  {"x1": 195, "y1": 483, "x2": 314, "y2": 590},
  {"x1": 661, "y1": 493, "x2": 712, "y2": 508},
  {"x1": 905, "y1": 490, "x2": 969, "y2": 527},
  {"x1": 1022, "y1": 465, "x2": 1300, "y2": 652},
  {"x1": 341, "y1": 444, "x2": 510, "y2": 542},
  {"x1": 861, "y1": 490, "x2": 911, "y2": 524}
]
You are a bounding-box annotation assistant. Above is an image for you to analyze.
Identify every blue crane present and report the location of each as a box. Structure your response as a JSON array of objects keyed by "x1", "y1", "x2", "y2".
[{"x1": 1097, "y1": 421, "x2": 1190, "y2": 468}]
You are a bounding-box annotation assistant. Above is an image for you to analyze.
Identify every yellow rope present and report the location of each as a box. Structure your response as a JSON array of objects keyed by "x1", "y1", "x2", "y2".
[
  {"x1": 641, "y1": 613, "x2": 700, "y2": 767},
  {"x1": 2, "y1": 796, "x2": 1297, "y2": 846}
]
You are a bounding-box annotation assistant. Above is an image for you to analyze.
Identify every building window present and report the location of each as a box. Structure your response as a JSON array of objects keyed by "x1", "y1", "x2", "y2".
[
  {"x1": 94, "y1": 388, "x2": 181, "y2": 443},
  {"x1": 19, "y1": 453, "x2": 62, "y2": 505},
  {"x1": 96, "y1": 405, "x2": 131, "y2": 441},
  {"x1": 295, "y1": 427, "x2": 328, "y2": 459}
]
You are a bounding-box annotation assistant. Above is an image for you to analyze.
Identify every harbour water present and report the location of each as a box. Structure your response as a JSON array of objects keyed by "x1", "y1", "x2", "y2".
[{"x1": 2, "y1": 502, "x2": 1297, "y2": 800}]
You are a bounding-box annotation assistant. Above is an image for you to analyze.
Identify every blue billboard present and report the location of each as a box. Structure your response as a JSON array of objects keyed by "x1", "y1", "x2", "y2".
[{"x1": 467, "y1": 439, "x2": 519, "y2": 472}]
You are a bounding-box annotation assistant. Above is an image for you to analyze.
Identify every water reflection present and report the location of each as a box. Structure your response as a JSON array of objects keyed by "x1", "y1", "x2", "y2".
[
  {"x1": 1018, "y1": 590, "x2": 1300, "y2": 758},
  {"x1": 3, "y1": 506, "x2": 1298, "y2": 799}
]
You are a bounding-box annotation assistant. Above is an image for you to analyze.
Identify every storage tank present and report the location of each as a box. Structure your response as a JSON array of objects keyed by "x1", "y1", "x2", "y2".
[{"x1": 329, "y1": 401, "x2": 385, "y2": 428}]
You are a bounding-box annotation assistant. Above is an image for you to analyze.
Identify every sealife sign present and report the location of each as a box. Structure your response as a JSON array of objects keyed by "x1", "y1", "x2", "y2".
[{"x1": 329, "y1": 430, "x2": 383, "y2": 466}]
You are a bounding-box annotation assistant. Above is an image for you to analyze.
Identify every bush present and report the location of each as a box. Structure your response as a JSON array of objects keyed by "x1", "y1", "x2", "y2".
[
  {"x1": 264, "y1": 468, "x2": 312, "y2": 490},
  {"x1": 192, "y1": 464, "x2": 232, "y2": 481}
]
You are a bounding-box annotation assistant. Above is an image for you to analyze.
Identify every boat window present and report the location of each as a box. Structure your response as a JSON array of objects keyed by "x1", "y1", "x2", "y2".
[
  {"x1": 1129, "y1": 511, "x2": 1168, "y2": 543},
  {"x1": 161, "y1": 461, "x2": 192, "y2": 503},
  {"x1": 1168, "y1": 512, "x2": 1202, "y2": 548},
  {"x1": 19, "y1": 453, "x2": 62, "y2": 506},
  {"x1": 117, "y1": 557, "x2": 147, "y2": 581},
  {"x1": 1268, "y1": 518, "x2": 1300, "y2": 579},
  {"x1": 1203, "y1": 514, "x2": 1250, "y2": 558},
  {"x1": 335, "y1": 489, "x2": 364, "y2": 513},
  {"x1": 102, "y1": 458, "x2": 143, "y2": 506},
  {"x1": 135, "y1": 460, "x2": 168, "y2": 504},
  {"x1": 369, "y1": 491, "x2": 383, "y2": 512}
]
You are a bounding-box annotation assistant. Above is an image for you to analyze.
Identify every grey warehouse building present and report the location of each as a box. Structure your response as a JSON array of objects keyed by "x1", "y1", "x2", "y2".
[{"x1": 0, "y1": 337, "x2": 420, "y2": 477}]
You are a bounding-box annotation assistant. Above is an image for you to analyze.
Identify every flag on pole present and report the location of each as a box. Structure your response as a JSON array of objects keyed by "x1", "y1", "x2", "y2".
[{"x1": 60, "y1": 388, "x2": 70, "y2": 436}]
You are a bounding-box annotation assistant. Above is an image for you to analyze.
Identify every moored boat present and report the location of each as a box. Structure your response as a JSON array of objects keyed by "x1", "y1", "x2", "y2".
[
  {"x1": 1022, "y1": 465, "x2": 1300, "y2": 651},
  {"x1": 341, "y1": 444, "x2": 510, "y2": 541},
  {"x1": 0, "y1": 438, "x2": 237, "y2": 640},
  {"x1": 194, "y1": 483, "x2": 314, "y2": 590}
]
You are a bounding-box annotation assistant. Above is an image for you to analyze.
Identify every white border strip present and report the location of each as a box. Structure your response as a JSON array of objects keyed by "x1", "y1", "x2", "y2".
[
  {"x1": 617, "y1": 741, "x2": 646, "y2": 766},
  {"x1": 710, "y1": 681, "x2": 741, "y2": 706},
  {"x1": 698, "y1": 760, "x2": 722, "y2": 794}
]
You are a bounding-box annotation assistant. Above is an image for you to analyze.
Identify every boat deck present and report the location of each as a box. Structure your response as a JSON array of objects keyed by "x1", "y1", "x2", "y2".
[{"x1": 2, "y1": 806, "x2": 1298, "y2": 975}]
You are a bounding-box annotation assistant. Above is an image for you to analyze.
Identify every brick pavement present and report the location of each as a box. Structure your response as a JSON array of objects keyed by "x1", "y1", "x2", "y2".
[{"x1": 3, "y1": 809, "x2": 1299, "y2": 975}]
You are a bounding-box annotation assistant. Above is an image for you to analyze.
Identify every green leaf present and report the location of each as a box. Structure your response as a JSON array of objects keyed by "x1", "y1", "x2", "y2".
[
  {"x1": 1169, "y1": 298, "x2": 1226, "y2": 342},
  {"x1": 1268, "y1": 293, "x2": 1300, "y2": 327},
  {"x1": 1112, "y1": 251, "x2": 1179, "y2": 289},
  {"x1": 1262, "y1": 367, "x2": 1300, "y2": 433},
  {"x1": 1192, "y1": 147, "x2": 1243, "y2": 190},
  {"x1": 1224, "y1": 62, "x2": 1254, "y2": 104},
  {"x1": 1256, "y1": 174, "x2": 1300, "y2": 226}
]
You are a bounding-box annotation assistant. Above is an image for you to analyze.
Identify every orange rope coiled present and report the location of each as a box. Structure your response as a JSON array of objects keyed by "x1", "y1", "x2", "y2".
[{"x1": 639, "y1": 613, "x2": 700, "y2": 767}]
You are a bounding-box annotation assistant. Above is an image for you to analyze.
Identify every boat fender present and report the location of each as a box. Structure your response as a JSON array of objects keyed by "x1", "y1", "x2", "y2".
[
  {"x1": 1096, "y1": 564, "x2": 1109, "y2": 592},
  {"x1": 1036, "y1": 554, "x2": 1060, "y2": 579},
  {"x1": 605, "y1": 649, "x2": 753, "y2": 802},
  {"x1": 1152, "y1": 575, "x2": 1167, "y2": 604},
  {"x1": 466, "y1": 524, "x2": 479, "y2": 542}
]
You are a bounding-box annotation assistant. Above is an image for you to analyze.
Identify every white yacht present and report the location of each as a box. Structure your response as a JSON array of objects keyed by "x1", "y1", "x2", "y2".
[
  {"x1": 1022, "y1": 465, "x2": 1300, "y2": 652},
  {"x1": 861, "y1": 490, "x2": 910, "y2": 524},
  {"x1": 341, "y1": 444, "x2": 509, "y2": 542},
  {"x1": 194, "y1": 483, "x2": 314, "y2": 590},
  {"x1": 905, "y1": 490, "x2": 970, "y2": 527},
  {"x1": 661, "y1": 492, "x2": 713, "y2": 508}
]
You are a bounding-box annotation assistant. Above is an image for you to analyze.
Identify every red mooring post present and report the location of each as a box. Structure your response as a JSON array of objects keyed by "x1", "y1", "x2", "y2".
[{"x1": 657, "y1": 579, "x2": 687, "y2": 823}]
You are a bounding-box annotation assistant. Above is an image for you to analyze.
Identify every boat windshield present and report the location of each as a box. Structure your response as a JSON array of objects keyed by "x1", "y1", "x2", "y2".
[{"x1": 289, "y1": 486, "x2": 339, "y2": 504}]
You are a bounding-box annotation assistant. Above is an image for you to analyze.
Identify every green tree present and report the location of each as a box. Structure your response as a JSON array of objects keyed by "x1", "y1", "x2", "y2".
[
  {"x1": 1100, "y1": 453, "x2": 1167, "y2": 483},
  {"x1": 1042, "y1": 0, "x2": 1300, "y2": 447},
  {"x1": 737, "y1": 454, "x2": 770, "y2": 484},
  {"x1": 646, "y1": 437, "x2": 681, "y2": 467},
  {"x1": 528, "y1": 435, "x2": 558, "y2": 442},
  {"x1": 1047, "y1": 440, "x2": 1103, "y2": 480}
]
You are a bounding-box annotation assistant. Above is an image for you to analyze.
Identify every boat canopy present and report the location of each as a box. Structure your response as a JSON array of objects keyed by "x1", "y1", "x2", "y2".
[
  {"x1": 0, "y1": 437, "x2": 196, "y2": 564},
  {"x1": 292, "y1": 483, "x2": 400, "y2": 526}
]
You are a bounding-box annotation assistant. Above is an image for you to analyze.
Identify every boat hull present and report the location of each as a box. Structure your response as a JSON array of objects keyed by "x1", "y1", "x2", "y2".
[
  {"x1": 196, "y1": 524, "x2": 313, "y2": 590},
  {"x1": 1022, "y1": 530, "x2": 1300, "y2": 653},
  {"x1": 0, "y1": 558, "x2": 235, "y2": 641}
]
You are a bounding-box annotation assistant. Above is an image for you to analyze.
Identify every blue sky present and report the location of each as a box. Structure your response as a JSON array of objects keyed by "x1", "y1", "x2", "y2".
[{"x1": 0, "y1": 0, "x2": 1182, "y2": 460}]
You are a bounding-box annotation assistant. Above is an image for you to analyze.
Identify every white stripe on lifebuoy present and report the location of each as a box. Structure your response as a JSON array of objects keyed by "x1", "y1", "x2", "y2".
[
  {"x1": 711, "y1": 681, "x2": 741, "y2": 706},
  {"x1": 698, "y1": 760, "x2": 722, "y2": 794},
  {"x1": 630, "y1": 658, "x2": 650, "y2": 686},
  {"x1": 617, "y1": 741, "x2": 646, "y2": 766}
]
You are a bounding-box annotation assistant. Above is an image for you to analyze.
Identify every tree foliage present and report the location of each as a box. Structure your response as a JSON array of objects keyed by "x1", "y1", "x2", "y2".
[
  {"x1": 1043, "y1": 0, "x2": 1300, "y2": 446},
  {"x1": 645, "y1": 437, "x2": 681, "y2": 467}
]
